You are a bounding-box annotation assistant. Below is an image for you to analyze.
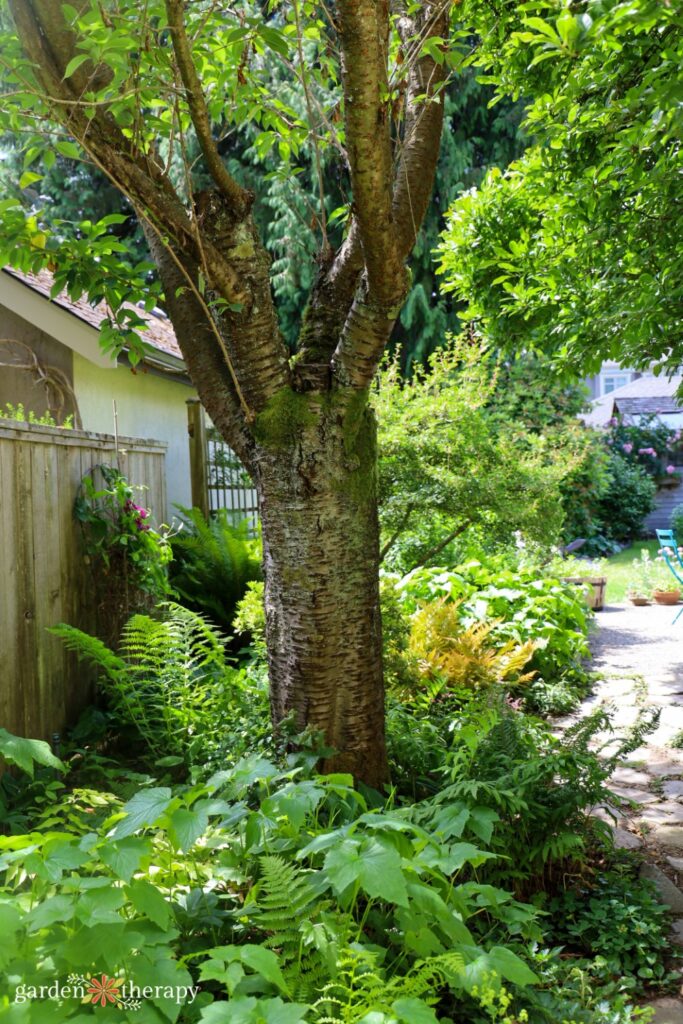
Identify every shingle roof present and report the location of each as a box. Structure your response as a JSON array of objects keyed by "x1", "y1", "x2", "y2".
[
  {"x1": 581, "y1": 374, "x2": 683, "y2": 427},
  {"x1": 3, "y1": 266, "x2": 183, "y2": 362},
  {"x1": 615, "y1": 396, "x2": 682, "y2": 416}
]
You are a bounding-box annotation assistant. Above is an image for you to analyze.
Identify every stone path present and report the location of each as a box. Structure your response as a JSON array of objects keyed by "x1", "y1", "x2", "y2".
[{"x1": 585, "y1": 602, "x2": 683, "y2": 1022}]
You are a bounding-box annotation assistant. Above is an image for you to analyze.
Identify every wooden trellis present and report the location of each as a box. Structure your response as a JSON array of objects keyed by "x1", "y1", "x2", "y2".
[{"x1": 186, "y1": 399, "x2": 259, "y2": 532}]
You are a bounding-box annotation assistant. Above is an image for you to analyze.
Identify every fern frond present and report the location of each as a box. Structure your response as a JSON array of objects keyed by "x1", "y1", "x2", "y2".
[
  {"x1": 245, "y1": 855, "x2": 340, "y2": 1001},
  {"x1": 409, "y1": 601, "x2": 537, "y2": 690},
  {"x1": 48, "y1": 623, "x2": 125, "y2": 684},
  {"x1": 52, "y1": 604, "x2": 243, "y2": 763},
  {"x1": 311, "y1": 948, "x2": 466, "y2": 1023}
]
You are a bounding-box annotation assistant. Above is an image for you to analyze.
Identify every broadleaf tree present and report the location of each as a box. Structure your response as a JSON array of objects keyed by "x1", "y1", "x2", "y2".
[
  {"x1": 0, "y1": 0, "x2": 470, "y2": 786},
  {"x1": 437, "y1": 0, "x2": 683, "y2": 377}
]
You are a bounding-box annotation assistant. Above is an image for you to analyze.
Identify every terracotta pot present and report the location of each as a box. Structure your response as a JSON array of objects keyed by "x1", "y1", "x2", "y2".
[
  {"x1": 653, "y1": 589, "x2": 681, "y2": 606},
  {"x1": 628, "y1": 596, "x2": 650, "y2": 606}
]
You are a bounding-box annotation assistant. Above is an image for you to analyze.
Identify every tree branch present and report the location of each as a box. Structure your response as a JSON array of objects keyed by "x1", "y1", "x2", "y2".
[
  {"x1": 337, "y1": 0, "x2": 403, "y2": 305},
  {"x1": 143, "y1": 226, "x2": 256, "y2": 472},
  {"x1": 331, "y1": 276, "x2": 406, "y2": 388},
  {"x1": 393, "y1": 1, "x2": 450, "y2": 260},
  {"x1": 165, "y1": 0, "x2": 250, "y2": 213},
  {"x1": 297, "y1": 219, "x2": 365, "y2": 364},
  {"x1": 8, "y1": 1, "x2": 247, "y2": 309},
  {"x1": 412, "y1": 519, "x2": 472, "y2": 570},
  {"x1": 9, "y1": 0, "x2": 291, "y2": 415}
]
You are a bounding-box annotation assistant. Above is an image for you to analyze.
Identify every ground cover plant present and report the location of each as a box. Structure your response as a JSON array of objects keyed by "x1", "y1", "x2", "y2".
[
  {"x1": 0, "y1": 713, "x2": 667, "y2": 1024},
  {"x1": 386, "y1": 559, "x2": 593, "y2": 713},
  {"x1": 0, "y1": 549, "x2": 672, "y2": 1022}
]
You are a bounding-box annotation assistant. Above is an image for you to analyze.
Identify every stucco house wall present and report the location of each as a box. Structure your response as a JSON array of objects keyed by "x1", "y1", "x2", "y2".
[{"x1": 72, "y1": 353, "x2": 192, "y2": 515}]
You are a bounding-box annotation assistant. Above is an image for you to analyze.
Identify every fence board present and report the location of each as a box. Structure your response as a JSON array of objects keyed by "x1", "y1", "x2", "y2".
[{"x1": 0, "y1": 422, "x2": 167, "y2": 744}]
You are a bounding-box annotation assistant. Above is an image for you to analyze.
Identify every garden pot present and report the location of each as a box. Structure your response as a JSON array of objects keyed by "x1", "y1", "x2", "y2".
[
  {"x1": 653, "y1": 589, "x2": 681, "y2": 606},
  {"x1": 628, "y1": 596, "x2": 650, "y2": 606},
  {"x1": 563, "y1": 576, "x2": 607, "y2": 611}
]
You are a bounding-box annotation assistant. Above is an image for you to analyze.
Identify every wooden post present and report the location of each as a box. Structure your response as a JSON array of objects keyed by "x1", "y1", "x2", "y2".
[{"x1": 186, "y1": 398, "x2": 209, "y2": 519}]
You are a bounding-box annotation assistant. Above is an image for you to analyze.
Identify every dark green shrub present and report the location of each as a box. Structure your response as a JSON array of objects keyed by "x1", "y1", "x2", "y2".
[
  {"x1": 169, "y1": 507, "x2": 261, "y2": 632},
  {"x1": 595, "y1": 453, "x2": 656, "y2": 544},
  {"x1": 670, "y1": 503, "x2": 683, "y2": 538}
]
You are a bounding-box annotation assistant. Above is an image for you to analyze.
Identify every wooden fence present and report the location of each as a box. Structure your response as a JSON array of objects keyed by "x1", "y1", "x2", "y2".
[
  {"x1": 187, "y1": 399, "x2": 259, "y2": 532},
  {"x1": 0, "y1": 421, "x2": 166, "y2": 744}
]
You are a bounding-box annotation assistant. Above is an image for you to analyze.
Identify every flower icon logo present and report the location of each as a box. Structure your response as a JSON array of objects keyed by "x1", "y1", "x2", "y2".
[{"x1": 86, "y1": 974, "x2": 124, "y2": 1008}]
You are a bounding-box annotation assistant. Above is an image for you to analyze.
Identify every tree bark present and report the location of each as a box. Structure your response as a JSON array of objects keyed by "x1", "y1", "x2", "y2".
[{"x1": 254, "y1": 387, "x2": 388, "y2": 788}]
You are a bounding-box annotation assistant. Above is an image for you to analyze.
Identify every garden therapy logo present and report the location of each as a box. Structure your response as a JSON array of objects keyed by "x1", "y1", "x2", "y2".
[{"x1": 13, "y1": 973, "x2": 200, "y2": 1010}]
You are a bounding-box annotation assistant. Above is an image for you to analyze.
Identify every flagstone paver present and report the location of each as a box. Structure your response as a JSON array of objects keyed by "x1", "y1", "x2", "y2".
[{"x1": 579, "y1": 602, "x2": 683, "y2": 1015}]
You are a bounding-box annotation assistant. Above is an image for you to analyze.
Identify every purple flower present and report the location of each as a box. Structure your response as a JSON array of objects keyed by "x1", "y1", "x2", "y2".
[
  {"x1": 622, "y1": 443, "x2": 633, "y2": 453},
  {"x1": 666, "y1": 464, "x2": 676, "y2": 474},
  {"x1": 608, "y1": 417, "x2": 618, "y2": 427},
  {"x1": 638, "y1": 447, "x2": 656, "y2": 455}
]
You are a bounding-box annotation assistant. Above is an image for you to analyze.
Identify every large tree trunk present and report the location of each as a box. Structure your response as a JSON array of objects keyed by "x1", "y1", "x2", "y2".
[{"x1": 255, "y1": 387, "x2": 388, "y2": 788}]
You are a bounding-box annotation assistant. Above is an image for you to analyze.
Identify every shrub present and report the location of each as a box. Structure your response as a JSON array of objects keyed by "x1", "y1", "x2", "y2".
[
  {"x1": 393, "y1": 560, "x2": 592, "y2": 691},
  {"x1": 606, "y1": 412, "x2": 682, "y2": 484},
  {"x1": 671, "y1": 503, "x2": 683, "y2": 538},
  {"x1": 411, "y1": 694, "x2": 659, "y2": 894},
  {"x1": 169, "y1": 507, "x2": 261, "y2": 633},
  {"x1": 376, "y1": 340, "x2": 568, "y2": 572},
  {"x1": 556, "y1": 424, "x2": 612, "y2": 547},
  {"x1": 594, "y1": 453, "x2": 656, "y2": 545}
]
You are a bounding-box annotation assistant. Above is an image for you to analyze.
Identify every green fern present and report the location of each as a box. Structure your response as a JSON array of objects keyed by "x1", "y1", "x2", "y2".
[
  {"x1": 49, "y1": 623, "x2": 126, "y2": 685},
  {"x1": 51, "y1": 604, "x2": 244, "y2": 763},
  {"x1": 169, "y1": 507, "x2": 261, "y2": 632},
  {"x1": 245, "y1": 855, "x2": 345, "y2": 1001},
  {"x1": 311, "y1": 947, "x2": 466, "y2": 1023}
]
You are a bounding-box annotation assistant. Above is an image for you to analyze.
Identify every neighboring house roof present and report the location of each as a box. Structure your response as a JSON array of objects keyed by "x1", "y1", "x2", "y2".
[
  {"x1": 581, "y1": 374, "x2": 683, "y2": 427},
  {"x1": 1, "y1": 266, "x2": 185, "y2": 370}
]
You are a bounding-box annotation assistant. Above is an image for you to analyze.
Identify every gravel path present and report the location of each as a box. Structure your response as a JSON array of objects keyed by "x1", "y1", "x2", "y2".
[{"x1": 585, "y1": 602, "x2": 683, "y2": 1022}]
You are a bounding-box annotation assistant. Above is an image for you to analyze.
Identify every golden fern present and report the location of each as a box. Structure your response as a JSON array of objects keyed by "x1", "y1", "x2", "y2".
[{"x1": 409, "y1": 601, "x2": 536, "y2": 691}]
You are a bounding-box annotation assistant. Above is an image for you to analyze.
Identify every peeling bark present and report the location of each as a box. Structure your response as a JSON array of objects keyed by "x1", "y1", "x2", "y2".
[{"x1": 256, "y1": 390, "x2": 387, "y2": 787}]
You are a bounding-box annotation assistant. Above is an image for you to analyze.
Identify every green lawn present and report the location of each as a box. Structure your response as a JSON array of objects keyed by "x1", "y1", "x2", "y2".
[{"x1": 604, "y1": 539, "x2": 659, "y2": 603}]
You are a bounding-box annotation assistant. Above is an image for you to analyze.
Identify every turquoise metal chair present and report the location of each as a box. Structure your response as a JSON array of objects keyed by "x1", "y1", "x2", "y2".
[{"x1": 655, "y1": 529, "x2": 683, "y2": 623}]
